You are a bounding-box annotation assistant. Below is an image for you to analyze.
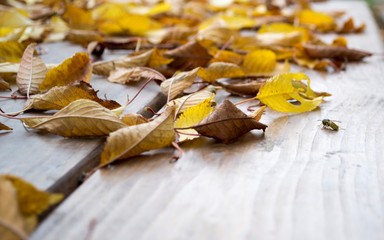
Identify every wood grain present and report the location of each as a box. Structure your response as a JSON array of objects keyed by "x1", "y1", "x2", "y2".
[
  {"x1": 0, "y1": 42, "x2": 165, "y2": 194},
  {"x1": 29, "y1": 1, "x2": 384, "y2": 240}
]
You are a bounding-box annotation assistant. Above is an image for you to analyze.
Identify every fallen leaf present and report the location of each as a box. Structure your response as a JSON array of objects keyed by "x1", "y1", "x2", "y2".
[
  {"x1": 199, "y1": 14, "x2": 256, "y2": 30},
  {"x1": 16, "y1": 43, "x2": 47, "y2": 96},
  {"x1": 217, "y1": 76, "x2": 268, "y2": 96},
  {"x1": 160, "y1": 68, "x2": 200, "y2": 100},
  {"x1": 199, "y1": 62, "x2": 244, "y2": 83},
  {"x1": 242, "y1": 49, "x2": 277, "y2": 75},
  {"x1": 39, "y1": 52, "x2": 92, "y2": 91},
  {"x1": 0, "y1": 78, "x2": 11, "y2": 91},
  {"x1": 0, "y1": 62, "x2": 19, "y2": 73},
  {"x1": 121, "y1": 114, "x2": 149, "y2": 126},
  {"x1": 100, "y1": 106, "x2": 175, "y2": 166},
  {"x1": 20, "y1": 99, "x2": 127, "y2": 137},
  {"x1": 256, "y1": 73, "x2": 323, "y2": 113},
  {"x1": 303, "y1": 44, "x2": 372, "y2": 61},
  {"x1": 25, "y1": 81, "x2": 120, "y2": 111},
  {"x1": 0, "y1": 42, "x2": 26, "y2": 63},
  {"x1": 191, "y1": 99, "x2": 267, "y2": 143},
  {"x1": 62, "y1": 2, "x2": 95, "y2": 30},
  {"x1": 165, "y1": 41, "x2": 212, "y2": 70},
  {"x1": 0, "y1": 122, "x2": 12, "y2": 131},
  {"x1": 168, "y1": 85, "x2": 216, "y2": 113},
  {"x1": 337, "y1": 17, "x2": 365, "y2": 34},
  {"x1": 297, "y1": 9, "x2": 336, "y2": 32},
  {"x1": 258, "y1": 22, "x2": 311, "y2": 42},
  {"x1": 108, "y1": 67, "x2": 166, "y2": 84},
  {"x1": 174, "y1": 97, "x2": 215, "y2": 142},
  {"x1": 0, "y1": 8, "x2": 33, "y2": 28}
]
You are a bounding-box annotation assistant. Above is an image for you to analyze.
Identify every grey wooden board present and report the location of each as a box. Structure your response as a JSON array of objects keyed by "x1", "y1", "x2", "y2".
[
  {"x1": 32, "y1": 1, "x2": 384, "y2": 240},
  {"x1": 0, "y1": 42, "x2": 164, "y2": 193}
]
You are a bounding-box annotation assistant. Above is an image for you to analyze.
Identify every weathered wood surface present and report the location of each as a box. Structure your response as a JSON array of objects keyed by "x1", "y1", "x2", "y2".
[
  {"x1": 0, "y1": 42, "x2": 165, "y2": 194},
  {"x1": 28, "y1": 1, "x2": 384, "y2": 240}
]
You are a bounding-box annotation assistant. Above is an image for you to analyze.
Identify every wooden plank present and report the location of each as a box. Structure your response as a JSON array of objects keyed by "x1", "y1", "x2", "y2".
[
  {"x1": 31, "y1": 1, "x2": 384, "y2": 240},
  {"x1": 0, "y1": 42, "x2": 165, "y2": 194}
]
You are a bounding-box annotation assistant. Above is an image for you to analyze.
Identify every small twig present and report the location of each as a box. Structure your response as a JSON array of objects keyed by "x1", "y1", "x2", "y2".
[
  {"x1": 0, "y1": 95, "x2": 27, "y2": 99},
  {"x1": 126, "y1": 77, "x2": 154, "y2": 106},
  {"x1": 145, "y1": 106, "x2": 161, "y2": 116},
  {"x1": 0, "y1": 219, "x2": 28, "y2": 240},
  {"x1": 84, "y1": 219, "x2": 97, "y2": 240},
  {"x1": 171, "y1": 141, "x2": 183, "y2": 163}
]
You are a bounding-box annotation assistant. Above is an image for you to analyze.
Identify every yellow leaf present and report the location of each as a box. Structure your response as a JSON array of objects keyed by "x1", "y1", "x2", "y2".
[
  {"x1": 148, "y1": 49, "x2": 173, "y2": 68},
  {"x1": 0, "y1": 8, "x2": 32, "y2": 28},
  {"x1": 242, "y1": 49, "x2": 277, "y2": 75},
  {"x1": 108, "y1": 67, "x2": 166, "y2": 84},
  {"x1": 256, "y1": 73, "x2": 323, "y2": 113},
  {"x1": 174, "y1": 97, "x2": 215, "y2": 142},
  {"x1": 20, "y1": 99, "x2": 127, "y2": 137},
  {"x1": 0, "y1": 42, "x2": 26, "y2": 63},
  {"x1": 121, "y1": 114, "x2": 148, "y2": 126},
  {"x1": 62, "y1": 3, "x2": 95, "y2": 30},
  {"x1": 160, "y1": 68, "x2": 200, "y2": 100},
  {"x1": 16, "y1": 43, "x2": 47, "y2": 96},
  {"x1": 199, "y1": 14, "x2": 256, "y2": 30},
  {"x1": 100, "y1": 106, "x2": 176, "y2": 166},
  {"x1": 209, "y1": 49, "x2": 244, "y2": 65},
  {"x1": 0, "y1": 78, "x2": 11, "y2": 91},
  {"x1": 258, "y1": 23, "x2": 310, "y2": 42},
  {"x1": 168, "y1": 86, "x2": 216, "y2": 113},
  {"x1": 39, "y1": 52, "x2": 92, "y2": 91},
  {"x1": 198, "y1": 27, "x2": 240, "y2": 46},
  {"x1": 297, "y1": 9, "x2": 335, "y2": 32},
  {"x1": 199, "y1": 62, "x2": 244, "y2": 83}
]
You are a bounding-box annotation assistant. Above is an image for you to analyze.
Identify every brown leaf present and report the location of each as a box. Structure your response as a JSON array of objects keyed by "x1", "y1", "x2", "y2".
[
  {"x1": 165, "y1": 41, "x2": 212, "y2": 70},
  {"x1": 217, "y1": 77, "x2": 268, "y2": 96},
  {"x1": 100, "y1": 106, "x2": 175, "y2": 167},
  {"x1": 25, "y1": 81, "x2": 120, "y2": 111},
  {"x1": 16, "y1": 43, "x2": 47, "y2": 96},
  {"x1": 20, "y1": 99, "x2": 127, "y2": 137},
  {"x1": 39, "y1": 52, "x2": 92, "y2": 91},
  {"x1": 191, "y1": 100, "x2": 267, "y2": 143},
  {"x1": 303, "y1": 44, "x2": 372, "y2": 61},
  {"x1": 108, "y1": 67, "x2": 166, "y2": 84},
  {"x1": 0, "y1": 78, "x2": 11, "y2": 91},
  {"x1": 0, "y1": 122, "x2": 12, "y2": 131},
  {"x1": 160, "y1": 68, "x2": 200, "y2": 100},
  {"x1": 337, "y1": 18, "x2": 365, "y2": 34}
]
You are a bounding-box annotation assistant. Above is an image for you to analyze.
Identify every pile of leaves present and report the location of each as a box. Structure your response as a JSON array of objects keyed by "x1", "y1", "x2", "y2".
[{"x1": 0, "y1": 0, "x2": 374, "y2": 236}]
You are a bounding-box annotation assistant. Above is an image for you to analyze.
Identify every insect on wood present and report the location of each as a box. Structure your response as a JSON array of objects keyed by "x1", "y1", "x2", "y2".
[{"x1": 321, "y1": 119, "x2": 339, "y2": 131}]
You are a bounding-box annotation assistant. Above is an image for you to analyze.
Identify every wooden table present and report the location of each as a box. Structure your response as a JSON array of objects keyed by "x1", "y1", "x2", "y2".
[{"x1": 2, "y1": 1, "x2": 384, "y2": 240}]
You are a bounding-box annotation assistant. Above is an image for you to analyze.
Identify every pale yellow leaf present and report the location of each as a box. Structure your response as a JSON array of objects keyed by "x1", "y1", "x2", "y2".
[
  {"x1": 168, "y1": 86, "x2": 216, "y2": 113},
  {"x1": 160, "y1": 68, "x2": 200, "y2": 100},
  {"x1": 199, "y1": 62, "x2": 244, "y2": 83},
  {"x1": 0, "y1": 8, "x2": 32, "y2": 28},
  {"x1": 0, "y1": 42, "x2": 26, "y2": 63},
  {"x1": 108, "y1": 67, "x2": 166, "y2": 84},
  {"x1": 242, "y1": 49, "x2": 276, "y2": 75},
  {"x1": 20, "y1": 99, "x2": 127, "y2": 137},
  {"x1": 100, "y1": 106, "x2": 176, "y2": 166}
]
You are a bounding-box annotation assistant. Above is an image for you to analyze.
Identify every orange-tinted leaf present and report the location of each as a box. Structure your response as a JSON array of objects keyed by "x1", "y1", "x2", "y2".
[{"x1": 303, "y1": 44, "x2": 372, "y2": 61}]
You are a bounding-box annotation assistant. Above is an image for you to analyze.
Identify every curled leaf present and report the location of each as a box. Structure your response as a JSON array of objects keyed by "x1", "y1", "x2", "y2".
[
  {"x1": 108, "y1": 67, "x2": 166, "y2": 84},
  {"x1": 0, "y1": 122, "x2": 12, "y2": 131},
  {"x1": 256, "y1": 73, "x2": 323, "y2": 113},
  {"x1": 303, "y1": 44, "x2": 372, "y2": 61},
  {"x1": 174, "y1": 97, "x2": 215, "y2": 142},
  {"x1": 39, "y1": 52, "x2": 92, "y2": 91},
  {"x1": 217, "y1": 77, "x2": 268, "y2": 96},
  {"x1": 0, "y1": 78, "x2": 11, "y2": 91},
  {"x1": 160, "y1": 68, "x2": 200, "y2": 100},
  {"x1": 25, "y1": 81, "x2": 120, "y2": 111},
  {"x1": 168, "y1": 86, "x2": 216, "y2": 113},
  {"x1": 20, "y1": 99, "x2": 127, "y2": 137},
  {"x1": 100, "y1": 106, "x2": 176, "y2": 166},
  {"x1": 191, "y1": 100, "x2": 267, "y2": 143},
  {"x1": 16, "y1": 43, "x2": 47, "y2": 96}
]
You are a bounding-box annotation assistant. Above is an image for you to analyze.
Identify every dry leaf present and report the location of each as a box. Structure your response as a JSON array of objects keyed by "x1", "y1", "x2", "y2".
[
  {"x1": 168, "y1": 85, "x2": 216, "y2": 113},
  {"x1": 199, "y1": 15, "x2": 256, "y2": 30},
  {"x1": 16, "y1": 43, "x2": 47, "y2": 96},
  {"x1": 121, "y1": 114, "x2": 149, "y2": 126},
  {"x1": 100, "y1": 106, "x2": 176, "y2": 166},
  {"x1": 297, "y1": 9, "x2": 336, "y2": 32},
  {"x1": 0, "y1": 42, "x2": 26, "y2": 63},
  {"x1": 0, "y1": 8, "x2": 32, "y2": 28},
  {"x1": 165, "y1": 41, "x2": 212, "y2": 70},
  {"x1": 20, "y1": 99, "x2": 127, "y2": 137},
  {"x1": 256, "y1": 73, "x2": 323, "y2": 113},
  {"x1": 160, "y1": 68, "x2": 200, "y2": 100},
  {"x1": 242, "y1": 50, "x2": 277, "y2": 75},
  {"x1": 25, "y1": 81, "x2": 120, "y2": 111},
  {"x1": 258, "y1": 23, "x2": 311, "y2": 42},
  {"x1": 191, "y1": 100, "x2": 267, "y2": 143},
  {"x1": 337, "y1": 18, "x2": 365, "y2": 34},
  {"x1": 174, "y1": 97, "x2": 215, "y2": 142},
  {"x1": 217, "y1": 77, "x2": 268, "y2": 96},
  {"x1": 0, "y1": 78, "x2": 11, "y2": 91},
  {"x1": 39, "y1": 52, "x2": 92, "y2": 91},
  {"x1": 248, "y1": 105, "x2": 267, "y2": 122},
  {"x1": 303, "y1": 44, "x2": 372, "y2": 61},
  {"x1": 108, "y1": 67, "x2": 166, "y2": 84},
  {"x1": 62, "y1": 2, "x2": 95, "y2": 30},
  {"x1": 0, "y1": 122, "x2": 12, "y2": 131},
  {"x1": 199, "y1": 62, "x2": 244, "y2": 83}
]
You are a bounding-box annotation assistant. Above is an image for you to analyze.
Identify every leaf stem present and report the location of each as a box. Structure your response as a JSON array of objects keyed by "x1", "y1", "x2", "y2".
[
  {"x1": 0, "y1": 95, "x2": 27, "y2": 99},
  {"x1": 127, "y1": 77, "x2": 154, "y2": 106},
  {"x1": 171, "y1": 141, "x2": 183, "y2": 162}
]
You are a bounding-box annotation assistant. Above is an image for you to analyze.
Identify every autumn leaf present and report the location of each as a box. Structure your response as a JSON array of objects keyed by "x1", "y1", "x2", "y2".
[
  {"x1": 337, "y1": 18, "x2": 365, "y2": 33},
  {"x1": 0, "y1": 175, "x2": 62, "y2": 239},
  {"x1": 199, "y1": 14, "x2": 256, "y2": 30},
  {"x1": 256, "y1": 73, "x2": 324, "y2": 113},
  {"x1": 100, "y1": 106, "x2": 175, "y2": 167},
  {"x1": 0, "y1": 8, "x2": 33, "y2": 28},
  {"x1": 121, "y1": 114, "x2": 149, "y2": 126},
  {"x1": 168, "y1": 85, "x2": 216, "y2": 113},
  {"x1": 242, "y1": 49, "x2": 277, "y2": 75},
  {"x1": 165, "y1": 41, "x2": 212, "y2": 70},
  {"x1": 160, "y1": 68, "x2": 200, "y2": 100},
  {"x1": 0, "y1": 42, "x2": 26, "y2": 63},
  {"x1": 199, "y1": 62, "x2": 244, "y2": 83},
  {"x1": 303, "y1": 44, "x2": 372, "y2": 61},
  {"x1": 297, "y1": 9, "x2": 336, "y2": 32},
  {"x1": 0, "y1": 122, "x2": 12, "y2": 131},
  {"x1": 20, "y1": 99, "x2": 127, "y2": 137},
  {"x1": 174, "y1": 97, "x2": 215, "y2": 142},
  {"x1": 24, "y1": 81, "x2": 120, "y2": 111},
  {"x1": 217, "y1": 77, "x2": 268, "y2": 96},
  {"x1": 16, "y1": 43, "x2": 47, "y2": 96},
  {"x1": 258, "y1": 23, "x2": 311, "y2": 42},
  {"x1": 108, "y1": 67, "x2": 166, "y2": 84},
  {"x1": 39, "y1": 52, "x2": 92, "y2": 91},
  {"x1": 190, "y1": 100, "x2": 267, "y2": 143},
  {"x1": 62, "y1": 2, "x2": 95, "y2": 30},
  {"x1": 0, "y1": 78, "x2": 11, "y2": 91}
]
